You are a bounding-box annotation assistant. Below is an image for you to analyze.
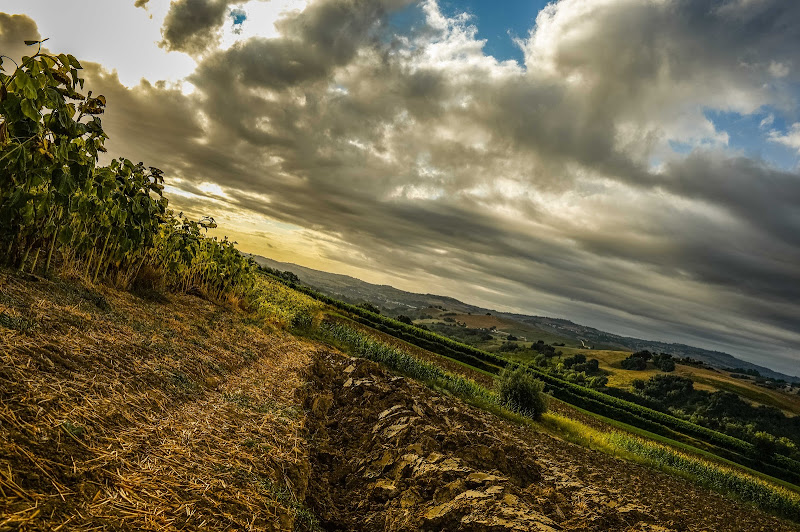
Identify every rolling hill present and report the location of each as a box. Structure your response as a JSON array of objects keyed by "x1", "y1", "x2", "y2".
[{"x1": 252, "y1": 255, "x2": 799, "y2": 383}]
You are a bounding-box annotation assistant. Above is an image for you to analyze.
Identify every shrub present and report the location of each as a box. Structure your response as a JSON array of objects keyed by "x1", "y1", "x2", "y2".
[
  {"x1": 496, "y1": 365, "x2": 547, "y2": 419},
  {"x1": 753, "y1": 431, "x2": 778, "y2": 458},
  {"x1": 498, "y1": 341, "x2": 519, "y2": 352}
]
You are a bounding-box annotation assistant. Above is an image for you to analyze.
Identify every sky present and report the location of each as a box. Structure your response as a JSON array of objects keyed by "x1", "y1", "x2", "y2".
[{"x1": 1, "y1": 0, "x2": 799, "y2": 376}]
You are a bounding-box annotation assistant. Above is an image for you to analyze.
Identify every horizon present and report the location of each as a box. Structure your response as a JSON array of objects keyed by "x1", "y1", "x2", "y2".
[
  {"x1": 256, "y1": 253, "x2": 799, "y2": 379},
  {"x1": 2, "y1": 0, "x2": 799, "y2": 376}
]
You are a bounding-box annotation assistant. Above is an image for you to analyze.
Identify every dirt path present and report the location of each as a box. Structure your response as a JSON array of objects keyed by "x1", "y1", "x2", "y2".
[
  {"x1": 303, "y1": 349, "x2": 800, "y2": 531},
  {"x1": 0, "y1": 273, "x2": 317, "y2": 531}
]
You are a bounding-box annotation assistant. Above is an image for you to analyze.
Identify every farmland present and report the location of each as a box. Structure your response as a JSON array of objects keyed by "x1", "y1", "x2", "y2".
[
  {"x1": 3, "y1": 271, "x2": 800, "y2": 530},
  {"x1": 2, "y1": 41, "x2": 800, "y2": 531}
]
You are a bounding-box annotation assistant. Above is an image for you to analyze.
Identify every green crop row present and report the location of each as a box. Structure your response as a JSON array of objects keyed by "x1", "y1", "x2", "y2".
[
  {"x1": 609, "y1": 433, "x2": 800, "y2": 520},
  {"x1": 319, "y1": 320, "x2": 496, "y2": 406}
]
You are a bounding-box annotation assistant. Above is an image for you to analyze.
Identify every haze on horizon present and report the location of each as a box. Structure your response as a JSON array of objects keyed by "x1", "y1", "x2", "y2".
[{"x1": 1, "y1": 0, "x2": 799, "y2": 376}]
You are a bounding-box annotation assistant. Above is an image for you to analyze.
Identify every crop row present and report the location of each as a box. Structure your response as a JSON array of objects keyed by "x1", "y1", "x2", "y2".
[
  {"x1": 319, "y1": 320, "x2": 496, "y2": 406},
  {"x1": 610, "y1": 433, "x2": 800, "y2": 520}
]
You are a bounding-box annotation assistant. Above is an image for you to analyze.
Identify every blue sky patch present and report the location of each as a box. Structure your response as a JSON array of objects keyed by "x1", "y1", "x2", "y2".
[
  {"x1": 439, "y1": 0, "x2": 548, "y2": 64},
  {"x1": 230, "y1": 7, "x2": 247, "y2": 31},
  {"x1": 389, "y1": 1, "x2": 548, "y2": 64},
  {"x1": 705, "y1": 108, "x2": 800, "y2": 170}
]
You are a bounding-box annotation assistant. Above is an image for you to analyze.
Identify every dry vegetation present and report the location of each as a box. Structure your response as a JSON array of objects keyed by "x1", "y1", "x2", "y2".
[{"x1": 0, "y1": 271, "x2": 318, "y2": 530}]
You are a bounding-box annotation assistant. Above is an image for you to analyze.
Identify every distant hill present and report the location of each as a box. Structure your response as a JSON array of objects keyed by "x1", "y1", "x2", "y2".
[{"x1": 251, "y1": 255, "x2": 800, "y2": 383}]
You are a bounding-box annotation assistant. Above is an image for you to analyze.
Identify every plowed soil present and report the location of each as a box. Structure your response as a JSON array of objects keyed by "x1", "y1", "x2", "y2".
[{"x1": 302, "y1": 351, "x2": 800, "y2": 532}]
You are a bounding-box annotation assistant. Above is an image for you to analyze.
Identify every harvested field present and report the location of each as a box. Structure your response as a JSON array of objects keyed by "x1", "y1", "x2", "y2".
[{"x1": 0, "y1": 272, "x2": 317, "y2": 531}]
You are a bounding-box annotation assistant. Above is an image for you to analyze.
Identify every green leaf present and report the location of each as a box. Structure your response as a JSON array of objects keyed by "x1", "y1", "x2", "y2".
[
  {"x1": 22, "y1": 77, "x2": 38, "y2": 100},
  {"x1": 57, "y1": 225, "x2": 73, "y2": 245},
  {"x1": 14, "y1": 71, "x2": 36, "y2": 99},
  {"x1": 24, "y1": 40, "x2": 40, "y2": 46},
  {"x1": 67, "y1": 55, "x2": 82, "y2": 69},
  {"x1": 20, "y1": 99, "x2": 39, "y2": 121}
]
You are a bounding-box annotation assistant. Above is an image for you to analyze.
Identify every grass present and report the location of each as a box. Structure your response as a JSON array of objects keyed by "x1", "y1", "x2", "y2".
[
  {"x1": 250, "y1": 275, "x2": 324, "y2": 329},
  {"x1": 610, "y1": 433, "x2": 800, "y2": 520},
  {"x1": 557, "y1": 346, "x2": 800, "y2": 415},
  {"x1": 550, "y1": 397, "x2": 800, "y2": 495},
  {"x1": 0, "y1": 311, "x2": 37, "y2": 333},
  {"x1": 540, "y1": 412, "x2": 800, "y2": 521},
  {"x1": 253, "y1": 475, "x2": 322, "y2": 531},
  {"x1": 689, "y1": 374, "x2": 800, "y2": 416},
  {"x1": 319, "y1": 320, "x2": 497, "y2": 407}
]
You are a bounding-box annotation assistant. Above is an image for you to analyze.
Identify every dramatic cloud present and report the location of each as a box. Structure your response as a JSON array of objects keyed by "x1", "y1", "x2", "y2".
[
  {"x1": 2, "y1": 0, "x2": 799, "y2": 374},
  {"x1": 0, "y1": 13, "x2": 41, "y2": 62},
  {"x1": 160, "y1": 0, "x2": 232, "y2": 53}
]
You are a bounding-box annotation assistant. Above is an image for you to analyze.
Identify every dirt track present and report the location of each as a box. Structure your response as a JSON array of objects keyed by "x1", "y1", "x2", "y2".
[{"x1": 0, "y1": 273, "x2": 316, "y2": 530}]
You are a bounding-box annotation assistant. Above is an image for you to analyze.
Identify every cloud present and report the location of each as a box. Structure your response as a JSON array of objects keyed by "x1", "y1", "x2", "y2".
[
  {"x1": 160, "y1": 0, "x2": 233, "y2": 53},
  {"x1": 768, "y1": 123, "x2": 800, "y2": 153},
  {"x1": 0, "y1": 13, "x2": 41, "y2": 63},
  {"x1": 4, "y1": 2, "x2": 800, "y2": 374}
]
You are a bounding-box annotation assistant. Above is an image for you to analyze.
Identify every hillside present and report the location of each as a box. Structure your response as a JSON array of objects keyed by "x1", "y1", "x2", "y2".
[
  {"x1": 253, "y1": 255, "x2": 799, "y2": 383},
  {"x1": 2, "y1": 36, "x2": 799, "y2": 532},
  {"x1": 2, "y1": 271, "x2": 799, "y2": 531},
  {"x1": 250, "y1": 256, "x2": 482, "y2": 314}
]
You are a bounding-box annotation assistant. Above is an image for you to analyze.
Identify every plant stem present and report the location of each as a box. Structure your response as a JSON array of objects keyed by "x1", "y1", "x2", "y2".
[{"x1": 92, "y1": 229, "x2": 111, "y2": 284}]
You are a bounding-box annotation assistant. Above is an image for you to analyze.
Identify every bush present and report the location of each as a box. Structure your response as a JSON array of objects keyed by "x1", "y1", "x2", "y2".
[
  {"x1": 496, "y1": 365, "x2": 547, "y2": 419},
  {"x1": 358, "y1": 302, "x2": 381, "y2": 314},
  {"x1": 753, "y1": 431, "x2": 778, "y2": 458}
]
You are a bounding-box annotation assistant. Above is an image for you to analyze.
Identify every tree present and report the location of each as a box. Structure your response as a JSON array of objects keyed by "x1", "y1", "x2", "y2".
[
  {"x1": 653, "y1": 353, "x2": 675, "y2": 372},
  {"x1": 358, "y1": 302, "x2": 380, "y2": 314},
  {"x1": 496, "y1": 365, "x2": 547, "y2": 419},
  {"x1": 396, "y1": 314, "x2": 413, "y2": 325},
  {"x1": 752, "y1": 431, "x2": 777, "y2": 458}
]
